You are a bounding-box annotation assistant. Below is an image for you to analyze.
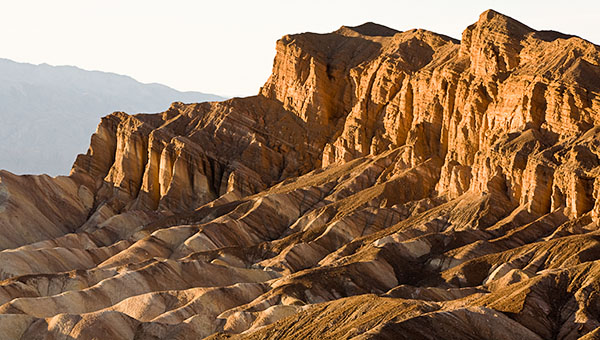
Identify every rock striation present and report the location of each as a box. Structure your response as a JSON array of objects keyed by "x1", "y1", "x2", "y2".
[{"x1": 1, "y1": 9, "x2": 600, "y2": 340}]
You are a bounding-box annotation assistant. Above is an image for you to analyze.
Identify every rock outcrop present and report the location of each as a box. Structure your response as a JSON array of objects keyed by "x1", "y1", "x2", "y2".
[{"x1": 1, "y1": 9, "x2": 600, "y2": 340}]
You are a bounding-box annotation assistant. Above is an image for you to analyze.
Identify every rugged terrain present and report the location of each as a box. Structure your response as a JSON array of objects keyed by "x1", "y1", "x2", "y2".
[{"x1": 1, "y1": 10, "x2": 600, "y2": 339}]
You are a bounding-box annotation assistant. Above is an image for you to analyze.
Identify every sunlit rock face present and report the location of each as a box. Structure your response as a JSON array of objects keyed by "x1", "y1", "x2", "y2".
[{"x1": 1, "y1": 9, "x2": 600, "y2": 340}]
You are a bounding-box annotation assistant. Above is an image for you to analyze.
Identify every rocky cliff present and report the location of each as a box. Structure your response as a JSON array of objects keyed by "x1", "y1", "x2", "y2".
[{"x1": 1, "y1": 10, "x2": 600, "y2": 340}]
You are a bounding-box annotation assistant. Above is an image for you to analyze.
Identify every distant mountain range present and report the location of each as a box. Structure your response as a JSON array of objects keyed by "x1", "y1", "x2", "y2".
[{"x1": 0, "y1": 58, "x2": 225, "y2": 175}]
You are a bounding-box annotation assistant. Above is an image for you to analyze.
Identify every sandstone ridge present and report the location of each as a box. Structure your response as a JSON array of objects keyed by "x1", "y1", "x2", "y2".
[{"x1": 1, "y1": 10, "x2": 600, "y2": 340}]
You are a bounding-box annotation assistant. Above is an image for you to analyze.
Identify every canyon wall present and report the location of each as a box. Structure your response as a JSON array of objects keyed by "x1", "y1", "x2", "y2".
[{"x1": 0, "y1": 9, "x2": 600, "y2": 340}]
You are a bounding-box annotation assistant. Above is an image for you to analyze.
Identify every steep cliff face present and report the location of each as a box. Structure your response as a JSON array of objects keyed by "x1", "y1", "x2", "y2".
[
  {"x1": 261, "y1": 10, "x2": 600, "y2": 218},
  {"x1": 69, "y1": 98, "x2": 320, "y2": 217},
  {"x1": 1, "y1": 9, "x2": 600, "y2": 340},
  {"x1": 60, "y1": 10, "x2": 600, "y2": 229}
]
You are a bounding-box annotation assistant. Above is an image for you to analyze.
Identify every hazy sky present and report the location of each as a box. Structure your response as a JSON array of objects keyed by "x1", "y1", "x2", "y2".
[{"x1": 1, "y1": 1, "x2": 598, "y2": 97}]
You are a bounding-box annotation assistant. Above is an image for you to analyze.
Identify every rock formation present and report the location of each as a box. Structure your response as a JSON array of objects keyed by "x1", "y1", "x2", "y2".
[{"x1": 1, "y1": 9, "x2": 600, "y2": 339}]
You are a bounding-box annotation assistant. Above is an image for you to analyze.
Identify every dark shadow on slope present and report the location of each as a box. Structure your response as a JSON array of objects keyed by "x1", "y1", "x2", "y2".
[{"x1": 342, "y1": 22, "x2": 399, "y2": 37}]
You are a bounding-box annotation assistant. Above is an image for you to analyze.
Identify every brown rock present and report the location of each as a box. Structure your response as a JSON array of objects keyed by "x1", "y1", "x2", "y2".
[{"x1": 2, "y1": 9, "x2": 600, "y2": 340}]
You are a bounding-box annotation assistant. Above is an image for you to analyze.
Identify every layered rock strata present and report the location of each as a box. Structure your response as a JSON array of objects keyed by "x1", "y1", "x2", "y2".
[{"x1": 1, "y1": 9, "x2": 600, "y2": 340}]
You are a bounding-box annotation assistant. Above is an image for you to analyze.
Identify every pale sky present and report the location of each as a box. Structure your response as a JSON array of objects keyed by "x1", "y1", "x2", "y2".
[{"x1": 1, "y1": 0, "x2": 597, "y2": 97}]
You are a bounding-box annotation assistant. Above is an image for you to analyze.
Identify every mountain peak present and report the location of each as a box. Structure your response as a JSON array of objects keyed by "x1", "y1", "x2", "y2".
[
  {"x1": 460, "y1": 10, "x2": 536, "y2": 76},
  {"x1": 337, "y1": 22, "x2": 399, "y2": 37},
  {"x1": 479, "y1": 9, "x2": 506, "y2": 22},
  {"x1": 473, "y1": 9, "x2": 534, "y2": 36}
]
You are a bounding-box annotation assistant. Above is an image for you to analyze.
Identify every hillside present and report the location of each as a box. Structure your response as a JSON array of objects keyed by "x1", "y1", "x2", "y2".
[{"x1": 0, "y1": 10, "x2": 600, "y2": 339}]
